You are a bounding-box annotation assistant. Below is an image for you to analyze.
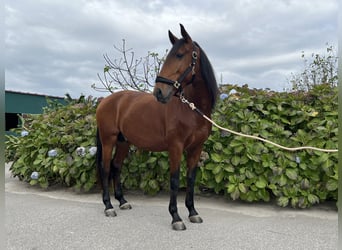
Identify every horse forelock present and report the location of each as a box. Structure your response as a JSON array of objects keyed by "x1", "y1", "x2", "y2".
[{"x1": 168, "y1": 39, "x2": 186, "y2": 57}]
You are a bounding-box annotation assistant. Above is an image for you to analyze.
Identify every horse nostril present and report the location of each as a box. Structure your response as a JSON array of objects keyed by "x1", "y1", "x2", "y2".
[
  {"x1": 157, "y1": 88, "x2": 161, "y2": 96},
  {"x1": 154, "y1": 88, "x2": 164, "y2": 101}
]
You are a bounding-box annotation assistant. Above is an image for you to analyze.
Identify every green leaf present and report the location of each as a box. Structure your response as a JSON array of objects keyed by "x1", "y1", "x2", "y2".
[
  {"x1": 255, "y1": 177, "x2": 267, "y2": 189},
  {"x1": 104, "y1": 65, "x2": 110, "y2": 72},
  {"x1": 231, "y1": 155, "x2": 240, "y2": 166},
  {"x1": 223, "y1": 164, "x2": 234, "y2": 173},
  {"x1": 277, "y1": 196, "x2": 289, "y2": 207},
  {"x1": 80, "y1": 172, "x2": 87, "y2": 183},
  {"x1": 229, "y1": 139, "x2": 244, "y2": 148},
  {"x1": 211, "y1": 153, "x2": 222, "y2": 163},
  {"x1": 238, "y1": 183, "x2": 248, "y2": 193},
  {"x1": 230, "y1": 188, "x2": 240, "y2": 200},
  {"x1": 245, "y1": 169, "x2": 255, "y2": 179},
  {"x1": 212, "y1": 165, "x2": 222, "y2": 175},
  {"x1": 227, "y1": 184, "x2": 236, "y2": 193},
  {"x1": 140, "y1": 180, "x2": 147, "y2": 189},
  {"x1": 213, "y1": 142, "x2": 223, "y2": 151},
  {"x1": 146, "y1": 157, "x2": 157, "y2": 164},
  {"x1": 291, "y1": 197, "x2": 299, "y2": 208},
  {"x1": 228, "y1": 175, "x2": 238, "y2": 184},
  {"x1": 33, "y1": 159, "x2": 42, "y2": 166},
  {"x1": 29, "y1": 179, "x2": 38, "y2": 185},
  {"x1": 148, "y1": 179, "x2": 159, "y2": 190},
  {"x1": 39, "y1": 179, "x2": 49, "y2": 189},
  {"x1": 215, "y1": 171, "x2": 224, "y2": 183},
  {"x1": 300, "y1": 178, "x2": 310, "y2": 190},
  {"x1": 326, "y1": 179, "x2": 338, "y2": 191},
  {"x1": 158, "y1": 159, "x2": 169, "y2": 170},
  {"x1": 279, "y1": 174, "x2": 287, "y2": 186},
  {"x1": 318, "y1": 153, "x2": 329, "y2": 164},
  {"x1": 307, "y1": 194, "x2": 319, "y2": 204},
  {"x1": 285, "y1": 168, "x2": 298, "y2": 180},
  {"x1": 65, "y1": 174, "x2": 71, "y2": 185}
]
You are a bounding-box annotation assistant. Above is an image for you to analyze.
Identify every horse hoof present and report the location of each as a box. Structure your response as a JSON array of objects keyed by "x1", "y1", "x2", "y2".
[
  {"x1": 120, "y1": 203, "x2": 132, "y2": 210},
  {"x1": 104, "y1": 208, "x2": 117, "y2": 217},
  {"x1": 189, "y1": 215, "x2": 203, "y2": 223},
  {"x1": 172, "y1": 221, "x2": 186, "y2": 231}
]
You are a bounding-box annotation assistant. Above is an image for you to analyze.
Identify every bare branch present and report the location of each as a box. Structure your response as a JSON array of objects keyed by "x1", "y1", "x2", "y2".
[{"x1": 92, "y1": 39, "x2": 167, "y2": 93}]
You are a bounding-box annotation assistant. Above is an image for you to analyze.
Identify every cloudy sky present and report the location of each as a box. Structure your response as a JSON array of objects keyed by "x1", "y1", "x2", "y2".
[{"x1": 5, "y1": 0, "x2": 338, "y2": 98}]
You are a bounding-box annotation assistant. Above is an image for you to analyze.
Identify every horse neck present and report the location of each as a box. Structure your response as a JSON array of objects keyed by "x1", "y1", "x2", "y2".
[{"x1": 184, "y1": 78, "x2": 212, "y2": 116}]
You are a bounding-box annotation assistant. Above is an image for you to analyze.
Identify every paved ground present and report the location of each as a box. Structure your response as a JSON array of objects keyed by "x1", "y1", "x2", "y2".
[{"x1": 5, "y1": 163, "x2": 337, "y2": 250}]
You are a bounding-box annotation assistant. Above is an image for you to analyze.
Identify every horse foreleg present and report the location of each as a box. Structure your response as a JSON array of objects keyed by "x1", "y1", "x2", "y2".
[
  {"x1": 168, "y1": 146, "x2": 185, "y2": 230},
  {"x1": 185, "y1": 147, "x2": 203, "y2": 223},
  {"x1": 112, "y1": 142, "x2": 132, "y2": 210},
  {"x1": 169, "y1": 168, "x2": 186, "y2": 230}
]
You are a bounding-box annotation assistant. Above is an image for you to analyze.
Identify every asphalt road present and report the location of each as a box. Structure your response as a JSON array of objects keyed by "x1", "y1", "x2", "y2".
[{"x1": 5, "y1": 163, "x2": 337, "y2": 250}]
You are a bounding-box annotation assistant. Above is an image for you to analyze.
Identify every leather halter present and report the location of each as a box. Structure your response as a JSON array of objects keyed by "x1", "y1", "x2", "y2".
[{"x1": 155, "y1": 44, "x2": 198, "y2": 94}]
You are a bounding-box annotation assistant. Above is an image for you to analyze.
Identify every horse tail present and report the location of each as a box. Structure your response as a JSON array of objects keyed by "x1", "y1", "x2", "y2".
[{"x1": 96, "y1": 128, "x2": 103, "y2": 189}]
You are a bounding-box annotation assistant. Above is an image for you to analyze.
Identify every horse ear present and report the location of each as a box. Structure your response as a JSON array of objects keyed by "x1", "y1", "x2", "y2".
[
  {"x1": 180, "y1": 23, "x2": 192, "y2": 42},
  {"x1": 168, "y1": 30, "x2": 178, "y2": 45}
]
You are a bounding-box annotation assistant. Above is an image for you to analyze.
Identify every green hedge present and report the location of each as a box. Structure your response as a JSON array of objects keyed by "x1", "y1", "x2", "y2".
[
  {"x1": 5, "y1": 84, "x2": 338, "y2": 208},
  {"x1": 6, "y1": 96, "x2": 98, "y2": 191},
  {"x1": 202, "y1": 84, "x2": 337, "y2": 208}
]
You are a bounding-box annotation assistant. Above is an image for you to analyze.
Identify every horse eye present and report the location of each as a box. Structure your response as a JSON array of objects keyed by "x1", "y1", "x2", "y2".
[{"x1": 176, "y1": 53, "x2": 183, "y2": 59}]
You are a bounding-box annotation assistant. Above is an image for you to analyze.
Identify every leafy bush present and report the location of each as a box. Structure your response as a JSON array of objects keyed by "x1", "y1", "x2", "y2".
[
  {"x1": 6, "y1": 96, "x2": 98, "y2": 191},
  {"x1": 5, "y1": 84, "x2": 337, "y2": 208},
  {"x1": 288, "y1": 44, "x2": 338, "y2": 91},
  {"x1": 202, "y1": 83, "x2": 337, "y2": 208}
]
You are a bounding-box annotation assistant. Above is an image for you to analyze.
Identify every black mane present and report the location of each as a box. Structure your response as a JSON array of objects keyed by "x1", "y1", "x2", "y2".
[{"x1": 194, "y1": 42, "x2": 218, "y2": 109}]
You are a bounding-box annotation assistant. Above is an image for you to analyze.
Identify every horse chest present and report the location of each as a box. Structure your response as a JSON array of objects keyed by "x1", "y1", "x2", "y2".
[{"x1": 186, "y1": 122, "x2": 211, "y2": 145}]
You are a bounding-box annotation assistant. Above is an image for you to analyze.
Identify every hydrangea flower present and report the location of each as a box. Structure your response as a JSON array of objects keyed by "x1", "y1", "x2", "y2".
[
  {"x1": 48, "y1": 149, "x2": 58, "y2": 157},
  {"x1": 229, "y1": 89, "x2": 237, "y2": 95},
  {"x1": 30, "y1": 171, "x2": 39, "y2": 180},
  {"x1": 295, "y1": 156, "x2": 301, "y2": 164},
  {"x1": 220, "y1": 93, "x2": 228, "y2": 100},
  {"x1": 76, "y1": 146, "x2": 86, "y2": 157},
  {"x1": 88, "y1": 146, "x2": 97, "y2": 156},
  {"x1": 21, "y1": 130, "x2": 29, "y2": 137}
]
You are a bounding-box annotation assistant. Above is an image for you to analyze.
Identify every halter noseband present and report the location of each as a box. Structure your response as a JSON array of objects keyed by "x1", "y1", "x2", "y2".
[{"x1": 155, "y1": 45, "x2": 198, "y2": 94}]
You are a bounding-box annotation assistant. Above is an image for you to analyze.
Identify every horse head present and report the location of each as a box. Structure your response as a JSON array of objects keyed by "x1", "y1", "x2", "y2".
[{"x1": 153, "y1": 24, "x2": 199, "y2": 103}]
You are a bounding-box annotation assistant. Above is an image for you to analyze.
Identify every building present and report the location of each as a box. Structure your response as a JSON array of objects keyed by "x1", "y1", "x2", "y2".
[{"x1": 5, "y1": 90, "x2": 66, "y2": 131}]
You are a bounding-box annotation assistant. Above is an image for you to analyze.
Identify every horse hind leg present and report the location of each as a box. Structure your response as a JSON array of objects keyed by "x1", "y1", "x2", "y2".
[
  {"x1": 111, "y1": 135, "x2": 132, "y2": 210},
  {"x1": 96, "y1": 129, "x2": 117, "y2": 217},
  {"x1": 186, "y1": 166, "x2": 203, "y2": 223},
  {"x1": 100, "y1": 137, "x2": 117, "y2": 217}
]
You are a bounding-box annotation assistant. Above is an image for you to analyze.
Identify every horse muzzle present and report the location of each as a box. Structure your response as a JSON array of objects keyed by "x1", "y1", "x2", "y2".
[{"x1": 153, "y1": 85, "x2": 174, "y2": 104}]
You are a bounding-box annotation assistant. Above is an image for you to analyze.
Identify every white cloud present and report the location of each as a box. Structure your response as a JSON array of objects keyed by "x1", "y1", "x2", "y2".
[{"x1": 5, "y1": 0, "x2": 338, "y2": 97}]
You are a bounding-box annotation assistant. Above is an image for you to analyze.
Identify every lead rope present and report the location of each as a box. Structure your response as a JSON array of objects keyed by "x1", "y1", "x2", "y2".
[{"x1": 179, "y1": 94, "x2": 338, "y2": 153}]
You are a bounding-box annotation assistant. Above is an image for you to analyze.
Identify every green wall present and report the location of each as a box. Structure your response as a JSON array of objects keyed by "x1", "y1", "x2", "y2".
[{"x1": 5, "y1": 91, "x2": 66, "y2": 114}]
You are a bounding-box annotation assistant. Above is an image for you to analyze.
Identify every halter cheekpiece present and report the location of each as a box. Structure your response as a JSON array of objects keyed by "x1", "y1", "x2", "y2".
[{"x1": 155, "y1": 44, "x2": 198, "y2": 94}]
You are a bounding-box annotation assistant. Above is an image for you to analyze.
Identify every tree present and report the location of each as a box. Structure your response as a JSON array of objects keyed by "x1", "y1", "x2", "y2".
[
  {"x1": 288, "y1": 43, "x2": 338, "y2": 91},
  {"x1": 92, "y1": 39, "x2": 168, "y2": 93}
]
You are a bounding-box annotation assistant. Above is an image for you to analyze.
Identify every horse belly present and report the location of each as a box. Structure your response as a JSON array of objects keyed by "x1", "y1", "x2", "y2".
[
  {"x1": 119, "y1": 107, "x2": 168, "y2": 152},
  {"x1": 123, "y1": 126, "x2": 167, "y2": 152}
]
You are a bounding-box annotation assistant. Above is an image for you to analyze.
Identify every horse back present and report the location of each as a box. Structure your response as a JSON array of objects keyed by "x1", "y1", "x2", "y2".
[{"x1": 96, "y1": 90, "x2": 211, "y2": 151}]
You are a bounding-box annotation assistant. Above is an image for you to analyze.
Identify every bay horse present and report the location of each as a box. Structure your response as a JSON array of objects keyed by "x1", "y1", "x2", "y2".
[{"x1": 96, "y1": 24, "x2": 218, "y2": 230}]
